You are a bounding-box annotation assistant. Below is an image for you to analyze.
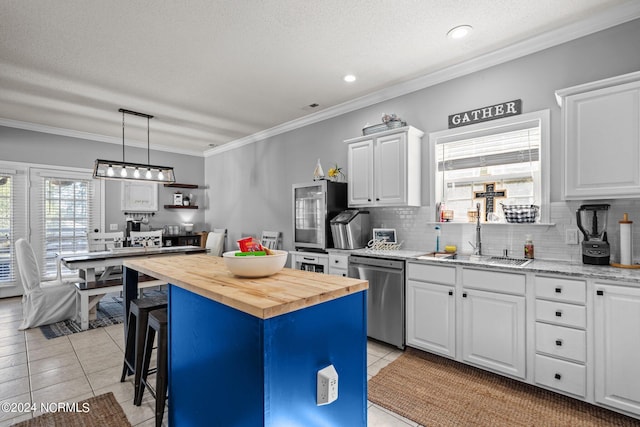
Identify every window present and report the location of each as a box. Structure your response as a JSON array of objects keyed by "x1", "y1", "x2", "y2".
[
  {"x1": 0, "y1": 165, "x2": 27, "y2": 294},
  {"x1": 430, "y1": 110, "x2": 550, "y2": 223},
  {"x1": 0, "y1": 175, "x2": 13, "y2": 282},
  {"x1": 30, "y1": 168, "x2": 102, "y2": 280}
]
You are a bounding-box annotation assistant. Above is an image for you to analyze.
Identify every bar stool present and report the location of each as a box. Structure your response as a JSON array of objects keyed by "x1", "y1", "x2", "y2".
[
  {"x1": 120, "y1": 295, "x2": 167, "y2": 404},
  {"x1": 137, "y1": 308, "x2": 168, "y2": 426}
]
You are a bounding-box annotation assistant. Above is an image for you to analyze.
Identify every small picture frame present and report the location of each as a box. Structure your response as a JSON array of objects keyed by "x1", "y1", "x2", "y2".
[
  {"x1": 173, "y1": 193, "x2": 183, "y2": 206},
  {"x1": 373, "y1": 228, "x2": 397, "y2": 243}
]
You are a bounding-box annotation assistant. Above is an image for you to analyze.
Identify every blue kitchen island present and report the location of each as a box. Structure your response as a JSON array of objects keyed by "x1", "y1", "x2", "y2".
[{"x1": 123, "y1": 254, "x2": 368, "y2": 426}]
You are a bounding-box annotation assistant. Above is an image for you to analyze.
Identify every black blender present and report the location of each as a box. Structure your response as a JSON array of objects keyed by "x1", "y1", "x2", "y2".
[{"x1": 576, "y1": 204, "x2": 610, "y2": 265}]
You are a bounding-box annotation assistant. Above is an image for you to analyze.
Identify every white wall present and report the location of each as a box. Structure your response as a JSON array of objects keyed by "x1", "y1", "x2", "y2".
[
  {"x1": 205, "y1": 19, "x2": 640, "y2": 262},
  {"x1": 0, "y1": 126, "x2": 205, "y2": 233}
]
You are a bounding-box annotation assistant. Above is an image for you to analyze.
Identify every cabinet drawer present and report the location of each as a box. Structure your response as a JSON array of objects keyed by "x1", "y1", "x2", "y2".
[
  {"x1": 535, "y1": 300, "x2": 586, "y2": 329},
  {"x1": 535, "y1": 354, "x2": 586, "y2": 397},
  {"x1": 408, "y1": 262, "x2": 456, "y2": 285},
  {"x1": 329, "y1": 253, "x2": 349, "y2": 269},
  {"x1": 295, "y1": 254, "x2": 327, "y2": 264},
  {"x1": 535, "y1": 276, "x2": 586, "y2": 304},
  {"x1": 462, "y1": 268, "x2": 525, "y2": 295},
  {"x1": 536, "y1": 322, "x2": 586, "y2": 363}
]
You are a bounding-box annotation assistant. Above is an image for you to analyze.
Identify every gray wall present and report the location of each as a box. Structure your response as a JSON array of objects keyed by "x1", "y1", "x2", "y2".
[
  {"x1": 204, "y1": 19, "x2": 640, "y2": 259},
  {"x1": 0, "y1": 126, "x2": 205, "y2": 233}
]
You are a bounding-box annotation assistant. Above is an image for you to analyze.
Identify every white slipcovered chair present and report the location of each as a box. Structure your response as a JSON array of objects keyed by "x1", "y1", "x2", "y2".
[
  {"x1": 15, "y1": 238, "x2": 76, "y2": 330},
  {"x1": 205, "y1": 228, "x2": 226, "y2": 256}
]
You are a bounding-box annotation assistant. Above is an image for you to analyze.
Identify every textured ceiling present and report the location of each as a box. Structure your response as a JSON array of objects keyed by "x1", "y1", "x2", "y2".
[{"x1": 0, "y1": 0, "x2": 637, "y2": 156}]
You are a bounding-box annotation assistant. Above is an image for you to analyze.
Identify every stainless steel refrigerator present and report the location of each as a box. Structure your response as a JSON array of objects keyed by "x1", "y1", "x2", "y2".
[{"x1": 293, "y1": 181, "x2": 347, "y2": 251}]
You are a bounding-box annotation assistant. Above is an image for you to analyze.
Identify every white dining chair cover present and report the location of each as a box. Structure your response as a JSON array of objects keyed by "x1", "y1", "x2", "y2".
[
  {"x1": 15, "y1": 239, "x2": 77, "y2": 330},
  {"x1": 206, "y1": 231, "x2": 225, "y2": 256}
]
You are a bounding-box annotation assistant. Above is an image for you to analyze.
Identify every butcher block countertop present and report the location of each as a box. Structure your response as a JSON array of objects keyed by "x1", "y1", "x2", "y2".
[{"x1": 123, "y1": 254, "x2": 368, "y2": 319}]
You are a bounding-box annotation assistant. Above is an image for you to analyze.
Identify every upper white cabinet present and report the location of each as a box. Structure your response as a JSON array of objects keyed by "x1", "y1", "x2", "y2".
[
  {"x1": 556, "y1": 71, "x2": 640, "y2": 200},
  {"x1": 345, "y1": 126, "x2": 423, "y2": 207}
]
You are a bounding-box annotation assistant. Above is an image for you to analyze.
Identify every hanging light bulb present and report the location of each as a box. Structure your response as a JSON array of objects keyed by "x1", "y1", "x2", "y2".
[
  {"x1": 158, "y1": 170, "x2": 164, "y2": 181},
  {"x1": 133, "y1": 168, "x2": 140, "y2": 178},
  {"x1": 107, "y1": 165, "x2": 114, "y2": 177},
  {"x1": 120, "y1": 166, "x2": 128, "y2": 177},
  {"x1": 145, "y1": 168, "x2": 152, "y2": 179}
]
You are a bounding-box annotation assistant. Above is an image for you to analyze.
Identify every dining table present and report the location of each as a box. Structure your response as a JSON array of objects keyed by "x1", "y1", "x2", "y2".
[{"x1": 61, "y1": 245, "x2": 206, "y2": 330}]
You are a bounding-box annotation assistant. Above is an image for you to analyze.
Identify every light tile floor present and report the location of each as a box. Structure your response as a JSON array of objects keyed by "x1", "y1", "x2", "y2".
[{"x1": 0, "y1": 296, "x2": 419, "y2": 427}]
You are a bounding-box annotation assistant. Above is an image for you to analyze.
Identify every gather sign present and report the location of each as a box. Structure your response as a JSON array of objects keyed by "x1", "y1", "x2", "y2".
[{"x1": 448, "y1": 99, "x2": 522, "y2": 128}]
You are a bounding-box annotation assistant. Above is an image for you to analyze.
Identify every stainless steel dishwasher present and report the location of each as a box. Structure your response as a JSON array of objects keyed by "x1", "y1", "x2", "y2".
[{"x1": 348, "y1": 255, "x2": 405, "y2": 349}]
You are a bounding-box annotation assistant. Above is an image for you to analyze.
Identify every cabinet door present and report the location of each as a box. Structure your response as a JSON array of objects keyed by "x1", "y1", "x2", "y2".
[
  {"x1": 375, "y1": 133, "x2": 406, "y2": 205},
  {"x1": 406, "y1": 280, "x2": 455, "y2": 357},
  {"x1": 462, "y1": 289, "x2": 526, "y2": 379},
  {"x1": 347, "y1": 139, "x2": 374, "y2": 206},
  {"x1": 594, "y1": 284, "x2": 640, "y2": 415},
  {"x1": 564, "y1": 80, "x2": 640, "y2": 199}
]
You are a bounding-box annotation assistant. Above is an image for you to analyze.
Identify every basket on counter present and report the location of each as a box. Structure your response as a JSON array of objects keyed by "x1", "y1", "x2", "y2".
[
  {"x1": 501, "y1": 204, "x2": 539, "y2": 223},
  {"x1": 362, "y1": 121, "x2": 406, "y2": 135}
]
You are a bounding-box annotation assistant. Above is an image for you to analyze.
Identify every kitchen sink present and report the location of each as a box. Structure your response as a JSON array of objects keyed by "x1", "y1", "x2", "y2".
[{"x1": 468, "y1": 255, "x2": 532, "y2": 267}]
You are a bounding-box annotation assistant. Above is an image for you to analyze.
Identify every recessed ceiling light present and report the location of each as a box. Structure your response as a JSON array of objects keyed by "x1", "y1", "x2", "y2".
[
  {"x1": 343, "y1": 74, "x2": 356, "y2": 83},
  {"x1": 447, "y1": 25, "x2": 473, "y2": 40}
]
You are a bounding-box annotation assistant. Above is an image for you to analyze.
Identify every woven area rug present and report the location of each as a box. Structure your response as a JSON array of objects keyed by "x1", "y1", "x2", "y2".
[
  {"x1": 38, "y1": 295, "x2": 125, "y2": 339},
  {"x1": 368, "y1": 347, "x2": 640, "y2": 427},
  {"x1": 39, "y1": 288, "x2": 166, "y2": 339},
  {"x1": 10, "y1": 392, "x2": 131, "y2": 427}
]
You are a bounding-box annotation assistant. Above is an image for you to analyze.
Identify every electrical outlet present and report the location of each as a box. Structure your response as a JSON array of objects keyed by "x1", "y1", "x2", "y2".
[
  {"x1": 565, "y1": 229, "x2": 579, "y2": 245},
  {"x1": 109, "y1": 223, "x2": 118, "y2": 231},
  {"x1": 317, "y1": 364, "x2": 338, "y2": 405}
]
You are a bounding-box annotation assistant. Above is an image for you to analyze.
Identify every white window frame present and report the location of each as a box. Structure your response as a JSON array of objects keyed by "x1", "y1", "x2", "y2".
[{"x1": 429, "y1": 110, "x2": 551, "y2": 224}]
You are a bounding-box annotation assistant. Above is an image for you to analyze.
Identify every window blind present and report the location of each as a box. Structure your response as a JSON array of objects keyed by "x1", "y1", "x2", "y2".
[
  {"x1": 437, "y1": 127, "x2": 540, "y2": 172},
  {"x1": 31, "y1": 168, "x2": 101, "y2": 279},
  {"x1": 0, "y1": 168, "x2": 27, "y2": 286}
]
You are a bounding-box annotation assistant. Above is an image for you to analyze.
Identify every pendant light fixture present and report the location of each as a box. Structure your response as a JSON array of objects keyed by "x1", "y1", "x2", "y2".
[{"x1": 93, "y1": 108, "x2": 176, "y2": 183}]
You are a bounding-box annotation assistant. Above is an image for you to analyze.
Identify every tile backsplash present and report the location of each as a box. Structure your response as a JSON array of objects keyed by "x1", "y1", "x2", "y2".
[{"x1": 368, "y1": 200, "x2": 640, "y2": 263}]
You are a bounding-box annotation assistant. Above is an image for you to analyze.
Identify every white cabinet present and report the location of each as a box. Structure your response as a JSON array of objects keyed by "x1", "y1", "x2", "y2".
[
  {"x1": 461, "y1": 268, "x2": 526, "y2": 379},
  {"x1": 594, "y1": 283, "x2": 640, "y2": 415},
  {"x1": 290, "y1": 251, "x2": 328, "y2": 274},
  {"x1": 345, "y1": 126, "x2": 423, "y2": 207},
  {"x1": 328, "y1": 252, "x2": 349, "y2": 277},
  {"x1": 556, "y1": 71, "x2": 640, "y2": 199},
  {"x1": 406, "y1": 263, "x2": 456, "y2": 357},
  {"x1": 534, "y1": 275, "x2": 587, "y2": 397},
  {"x1": 461, "y1": 287, "x2": 526, "y2": 379}
]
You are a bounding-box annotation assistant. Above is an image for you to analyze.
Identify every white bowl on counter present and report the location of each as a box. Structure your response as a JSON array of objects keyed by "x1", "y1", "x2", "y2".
[{"x1": 222, "y1": 250, "x2": 288, "y2": 278}]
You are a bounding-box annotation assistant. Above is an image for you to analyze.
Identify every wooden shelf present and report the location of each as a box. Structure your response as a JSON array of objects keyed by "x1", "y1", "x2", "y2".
[
  {"x1": 164, "y1": 183, "x2": 199, "y2": 189},
  {"x1": 164, "y1": 205, "x2": 198, "y2": 209}
]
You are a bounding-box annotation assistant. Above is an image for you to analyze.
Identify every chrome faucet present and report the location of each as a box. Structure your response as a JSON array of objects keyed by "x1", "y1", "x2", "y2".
[{"x1": 468, "y1": 203, "x2": 482, "y2": 256}]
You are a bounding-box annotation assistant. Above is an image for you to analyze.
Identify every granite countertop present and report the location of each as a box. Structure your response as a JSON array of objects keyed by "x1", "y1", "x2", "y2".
[
  {"x1": 327, "y1": 247, "x2": 640, "y2": 284},
  {"x1": 409, "y1": 253, "x2": 640, "y2": 285}
]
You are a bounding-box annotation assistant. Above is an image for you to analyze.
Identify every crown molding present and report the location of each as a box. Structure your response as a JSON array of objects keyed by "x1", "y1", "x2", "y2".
[
  {"x1": 0, "y1": 117, "x2": 204, "y2": 157},
  {"x1": 205, "y1": 1, "x2": 640, "y2": 157}
]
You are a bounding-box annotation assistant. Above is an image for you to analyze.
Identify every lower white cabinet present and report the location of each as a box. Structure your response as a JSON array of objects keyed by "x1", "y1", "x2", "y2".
[
  {"x1": 534, "y1": 275, "x2": 587, "y2": 397},
  {"x1": 406, "y1": 280, "x2": 455, "y2": 357},
  {"x1": 328, "y1": 252, "x2": 349, "y2": 277},
  {"x1": 290, "y1": 251, "x2": 328, "y2": 274},
  {"x1": 461, "y1": 288, "x2": 526, "y2": 379},
  {"x1": 594, "y1": 283, "x2": 640, "y2": 415}
]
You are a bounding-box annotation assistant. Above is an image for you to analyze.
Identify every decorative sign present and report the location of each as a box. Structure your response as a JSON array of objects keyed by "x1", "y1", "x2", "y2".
[
  {"x1": 448, "y1": 99, "x2": 522, "y2": 128},
  {"x1": 474, "y1": 182, "x2": 507, "y2": 221}
]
